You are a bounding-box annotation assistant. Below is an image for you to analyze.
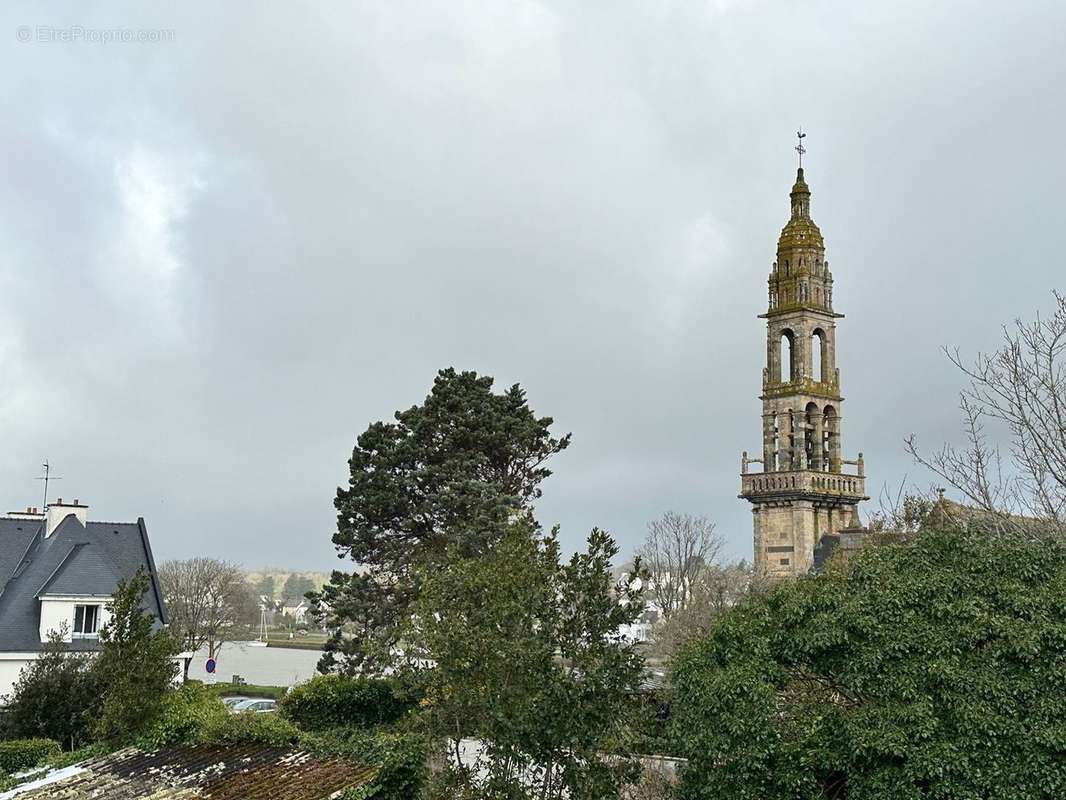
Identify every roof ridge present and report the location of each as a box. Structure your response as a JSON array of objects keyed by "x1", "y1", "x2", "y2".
[{"x1": 10, "y1": 526, "x2": 43, "y2": 577}]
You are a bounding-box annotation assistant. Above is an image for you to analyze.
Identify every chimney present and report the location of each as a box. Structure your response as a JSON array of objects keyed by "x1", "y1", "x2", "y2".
[
  {"x1": 5, "y1": 506, "x2": 46, "y2": 521},
  {"x1": 45, "y1": 498, "x2": 88, "y2": 537}
]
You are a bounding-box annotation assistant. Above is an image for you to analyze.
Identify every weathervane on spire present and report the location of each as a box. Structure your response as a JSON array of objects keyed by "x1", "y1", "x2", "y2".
[{"x1": 795, "y1": 128, "x2": 807, "y2": 168}]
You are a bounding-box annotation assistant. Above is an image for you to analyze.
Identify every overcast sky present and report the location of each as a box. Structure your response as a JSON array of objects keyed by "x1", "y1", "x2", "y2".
[{"x1": 1, "y1": 1, "x2": 1064, "y2": 570}]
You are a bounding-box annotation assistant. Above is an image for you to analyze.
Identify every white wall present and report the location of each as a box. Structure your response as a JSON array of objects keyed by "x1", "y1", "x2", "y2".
[
  {"x1": 0, "y1": 653, "x2": 188, "y2": 705},
  {"x1": 38, "y1": 597, "x2": 113, "y2": 643},
  {"x1": 0, "y1": 656, "x2": 36, "y2": 702}
]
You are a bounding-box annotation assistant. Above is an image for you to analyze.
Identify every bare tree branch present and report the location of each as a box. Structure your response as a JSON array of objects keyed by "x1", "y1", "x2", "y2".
[
  {"x1": 159, "y1": 558, "x2": 259, "y2": 680},
  {"x1": 637, "y1": 512, "x2": 724, "y2": 621},
  {"x1": 907, "y1": 291, "x2": 1066, "y2": 538}
]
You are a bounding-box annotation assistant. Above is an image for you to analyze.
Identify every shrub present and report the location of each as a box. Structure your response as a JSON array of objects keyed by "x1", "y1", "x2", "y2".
[
  {"x1": 3, "y1": 631, "x2": 101, "y2": 750},
  {"x1": 44, "y1": 742, "x2": 110, "y2": 771},
  {"x1": 141, "y1": 683, "x2": 301, "y2": 751},
  {"x1": 93, "y1": 570, "x2": 179, "y2": 745},
  {"x1": 0, "y1": 738, "x2": 61, "y2": 775},
  {"x1": 140, "y1": 683, "x2": 228, "y2": 749},
  {"x1": 672, "y1": 527, "x2": 1066, "y2": 799},
  {"x1": 199, "y1": 709, "x2": 300, "y2": 748},
  {"x1": 280, "y1": 675, "x2": 412, "y2": 731},
  {"x1": 204, "y1": 682, "x2": 288, "y2": 701}
]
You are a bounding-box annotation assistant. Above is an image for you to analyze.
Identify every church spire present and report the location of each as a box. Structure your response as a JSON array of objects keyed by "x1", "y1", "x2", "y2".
[
  {"x1": 770, "y1": 163, "x2": 829, "y2": 314},
  {"x1": 790, "y1": 167, "x2": 811, "y2": 220},
  {"x1": 740, "y1": 150, "x2": 868, "y2": 579}
]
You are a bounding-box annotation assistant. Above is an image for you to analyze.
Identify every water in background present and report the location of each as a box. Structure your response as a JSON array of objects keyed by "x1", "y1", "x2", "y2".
[{"x1": 186, "y1": 641, "x2": 322, "y2": 687}]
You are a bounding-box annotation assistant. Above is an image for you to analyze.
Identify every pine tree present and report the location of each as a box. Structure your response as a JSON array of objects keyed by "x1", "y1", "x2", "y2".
[{"x1": 310, "y1": 368, "x2": 569, "y2": 674}]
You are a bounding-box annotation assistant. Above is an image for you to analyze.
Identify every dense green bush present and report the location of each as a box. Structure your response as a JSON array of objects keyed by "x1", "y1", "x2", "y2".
[
  {"x1": 3, "y1": 633, "x2": 101, "y2": 750},
  {"x1": 140, "y1": 683, "x2": 228, "y2": 748},
  {"x1": 280, "y1": 675, "x2": 412, "y2": 730},
  {"x1": 0, "y1": 738, "x2": 61, "y2": 775},
  {"x1": 202, "y1": 682, "x2": 288, "y2": 701},
  {"x1": 672, "y1": 527, "x2": 1066, "y2": 799},
  {"x1": 199, "y1": 708, "x2": 301, "y2": 748},
  {"x1": 140, "y1": 681, "x2": 297, "y2": 749}
]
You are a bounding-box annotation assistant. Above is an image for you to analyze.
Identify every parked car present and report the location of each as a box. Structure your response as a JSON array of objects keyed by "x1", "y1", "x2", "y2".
[
  {"x1": 228, "y1": 699, "x2": 277, "y2": 714},
  {"x1": 221, "y1": 696, "x2": 246, "y2": 709}
]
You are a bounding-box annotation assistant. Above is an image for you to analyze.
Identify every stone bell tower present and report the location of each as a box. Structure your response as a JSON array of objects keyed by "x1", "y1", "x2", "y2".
[{"x1": 740, "y1": 155, "x2": 868, "y2": 578}]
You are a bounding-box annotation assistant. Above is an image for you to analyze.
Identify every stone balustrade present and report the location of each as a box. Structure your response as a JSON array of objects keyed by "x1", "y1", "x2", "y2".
[{"x1": 740, "y1": 469, "x2": 866, "y2": 500}]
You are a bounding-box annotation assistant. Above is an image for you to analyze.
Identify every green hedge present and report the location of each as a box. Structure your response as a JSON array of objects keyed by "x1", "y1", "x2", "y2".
[
  {"x1": 202, "y1": 682, "x2": 288, "y2": 701},
  {"x1": 140, "y1": 683, "x2": 228, "y2": 749},
  {"x1": 279, "y1": 675, "x2": 412, "y2": 731},
  {"x1": 142, "y1": 683, "x2": 298, "y2": 749},
  {"x1": 0, "y1": 738, "x2": 61, "y2": 775}
]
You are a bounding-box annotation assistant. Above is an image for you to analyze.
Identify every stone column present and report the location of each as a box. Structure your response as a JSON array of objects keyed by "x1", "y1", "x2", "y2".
[
  {"x1": 763, "y1": 413, "x2": 776, "y2": 470},
  {"x1": 811, "y1": 411, "x2": 824, "y2": 471},
  {"x1": 794, "y1": 407, "x2": 808, "y2": 470},
  {"x1": 781, "y1": 410, "x2": 792, "y2": 470},
  {"x1": 828, "y1": 414, "x2": 842, "y2": 472}
]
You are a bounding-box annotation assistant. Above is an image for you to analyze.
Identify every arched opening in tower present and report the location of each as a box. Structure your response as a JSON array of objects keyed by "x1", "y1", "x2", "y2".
[
  {"x1": 811, "y1": 328, "x2": 827, "y2": 383},
  {"x1": 780, "y1": 330, "x2": 795, "y2": 382}
]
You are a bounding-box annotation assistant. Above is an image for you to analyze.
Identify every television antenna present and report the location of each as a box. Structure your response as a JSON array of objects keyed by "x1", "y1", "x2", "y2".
[{"x1": 36, "y1": 461, "x2": 62, "y2": 509}]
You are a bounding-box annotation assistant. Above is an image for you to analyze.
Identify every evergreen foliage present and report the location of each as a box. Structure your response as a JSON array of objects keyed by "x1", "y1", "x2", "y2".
[
  {"x1": 410, "y1": 520, "x2": 647, "y2": 799},
  {"x1": 280, "y1": 674, "x2": 413, "y2": 730},
  {"x1": 140, "y1": 682, "x2": 228, "y2": 748},
  {"x1": 671, "y1": 527, "x2": 1066, "y2": 799},
  {"x1": 93, "y1": 568, "x2": 179, "y2": 744},
  {"x1": 3, "y1": 629, "x2": 101, "y2": 750},
  {"x1": 310, "y1": 368, "x2": 570, "y2": 673},
  {"x1": 0, "y1": 738, "x2": 61, "y2": 775},
  {"x1": 281, "y1": 573, "x2": 317, "y2": 604}
]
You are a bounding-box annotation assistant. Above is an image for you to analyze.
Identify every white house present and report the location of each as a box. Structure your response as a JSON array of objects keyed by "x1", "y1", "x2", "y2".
[
  {"x1": 0, "y1": 499, "x2": 175, "y2": 702},
  {"x1": 282, "y1": 600, "x2": 310, "y2": 625}
]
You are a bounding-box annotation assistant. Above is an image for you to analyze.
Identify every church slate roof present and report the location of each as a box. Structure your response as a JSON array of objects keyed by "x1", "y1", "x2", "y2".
[{"x1": 0, "y1": 514, "x2": 167, "y2": 652}]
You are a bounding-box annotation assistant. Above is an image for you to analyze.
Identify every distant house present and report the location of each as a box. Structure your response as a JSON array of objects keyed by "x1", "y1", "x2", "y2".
[
  {"x1": 0, "y1": 499, "x2": 174, "y2": 701},
  {"x1": 281, "y1": 599, "x2": 309, "y2": 625}
]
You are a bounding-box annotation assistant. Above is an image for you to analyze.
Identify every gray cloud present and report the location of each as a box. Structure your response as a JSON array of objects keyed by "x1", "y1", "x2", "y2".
[{"x1": 1, "y1": 1, "x2": 1063, "y2": 568}]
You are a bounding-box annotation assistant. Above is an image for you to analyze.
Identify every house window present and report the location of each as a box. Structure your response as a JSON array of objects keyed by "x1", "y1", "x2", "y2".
[{"x1": 73, "y1": 604, "x2": 100, "y2": 637}]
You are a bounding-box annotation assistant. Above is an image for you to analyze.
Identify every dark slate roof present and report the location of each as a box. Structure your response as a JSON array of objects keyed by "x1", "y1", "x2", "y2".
[
  {"x1": 2, "y1": 744, "x2": 375, "y2": 799},
  {"x1": 37, "y1": 542, "x2": 120, "y2": 597},
  {"x1": 0, "y1": 518, "x2": 40, "y2": 589},
  {"x1": 0, "y1": 513, "x2": 167, "y2": 652}
]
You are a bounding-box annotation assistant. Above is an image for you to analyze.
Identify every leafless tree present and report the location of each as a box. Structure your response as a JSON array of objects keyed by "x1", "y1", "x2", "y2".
[
  {"x1": 906, "y1": 291, "x2": 1066, "y2": 538},
  {"x1": 650, "y1": 561, "x2": 753, "y2": 660},
  {"x1": 638, "y1": 512, "x2": 724, "y2": 620},
  {"x1": 159, "y1": 558, "x2": 258, "y2": 680}
]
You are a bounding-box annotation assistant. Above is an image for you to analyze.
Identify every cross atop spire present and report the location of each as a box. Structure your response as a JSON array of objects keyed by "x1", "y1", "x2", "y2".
[{"x1": 795, "y1": 128, "x2": 807, "y2": 168}]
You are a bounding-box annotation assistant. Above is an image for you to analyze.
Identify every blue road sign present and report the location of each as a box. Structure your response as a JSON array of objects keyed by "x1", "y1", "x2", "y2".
[{"x1": 205, "y1": 658, "x2": 216, "y2": 674}]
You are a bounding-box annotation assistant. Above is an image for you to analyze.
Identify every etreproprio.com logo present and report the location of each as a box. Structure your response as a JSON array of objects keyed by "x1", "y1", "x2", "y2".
[{"x1": 16, "y1": 25, "x2": 175, "y2": 44}]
